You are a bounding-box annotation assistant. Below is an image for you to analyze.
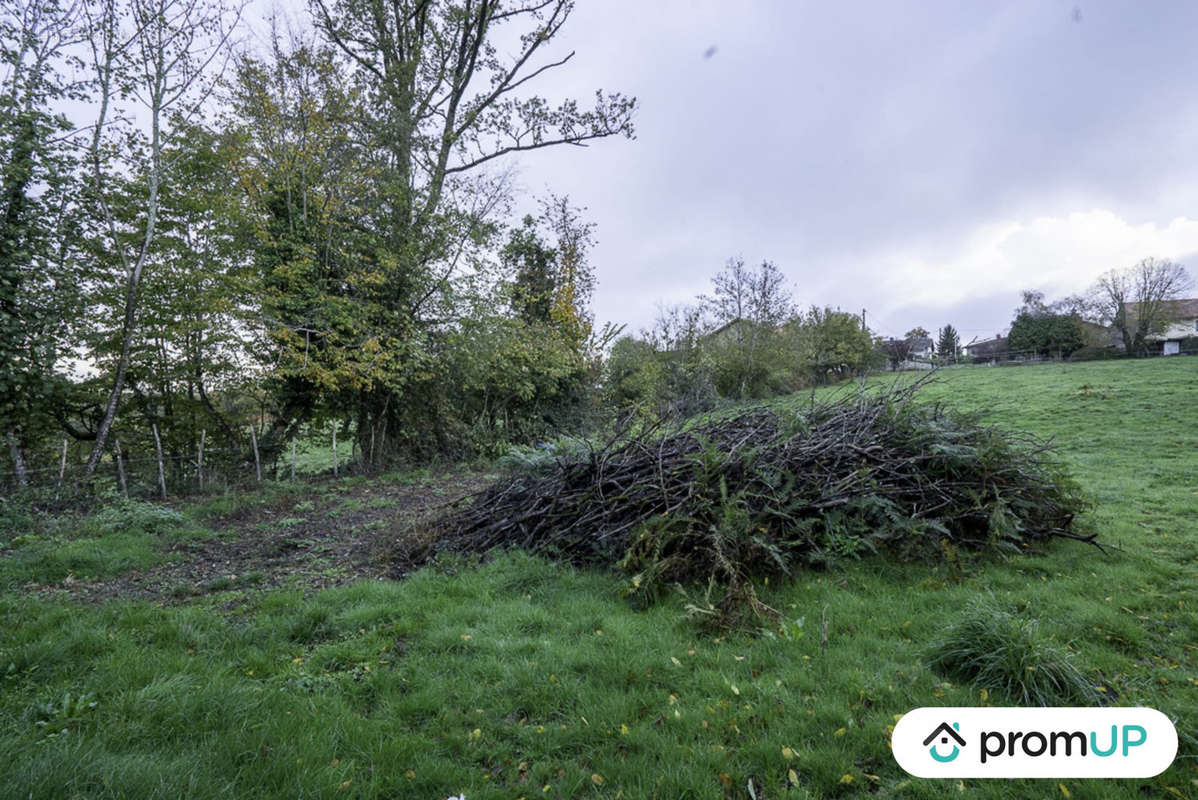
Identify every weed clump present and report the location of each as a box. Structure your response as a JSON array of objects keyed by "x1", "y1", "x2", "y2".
[
  {"x1": 87, "y1": 499, "x2": 184, "y2": 537},
  {"x1": 926, "y1": 598, "x2": 1102, "y2": 705},
  {"x1": 423, "y1": 379, "x2": 1094, "y2": 620}
]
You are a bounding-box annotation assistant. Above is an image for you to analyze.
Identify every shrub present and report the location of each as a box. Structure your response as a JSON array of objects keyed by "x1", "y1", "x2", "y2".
[{"x1": 925, "y1": 598, "x2": 1102, "y2": 705}]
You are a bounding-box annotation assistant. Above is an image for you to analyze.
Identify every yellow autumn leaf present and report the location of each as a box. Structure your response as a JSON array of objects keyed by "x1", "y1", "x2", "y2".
[
  {"x1": 591, "y1": 773, "x2": 604, "y2": 785},
  {"x1": 470, "y1": 728, "x2": 481, "y2": 740},
  {"x1": 840, "y1": 774, "x2": 854, "y2": 784},
  {"x1": 670, "y1": 656, "x2": 682, "y2": 666},
  {"x1": 620, "y1": 724, "x2": 629, "y2": 735},
  {"x1": 1059, "y1": 784, "x2": 1072, "y2": 799},
  {"x1": 834, "y1": 727, "x2": 846, "y2": 737},
  {"x1": 404, "y1": 770, "x2": 415, "y2": 779},
  {"x1": 730, "y1": 684, "x2": 740, "y2": 696},
  {"x1": 460, "y1": 633, "x2": 471, "y2": 640},
  {"x1": 788, "y1": 768, "x2": 798, "y2": 785},
  {"x1": 980, "y1": 688, "x2": 989, "y2": 701},
  {"x1": 337, "y1": 780, "x2": 352, "y2": 792},
  {"x1": 781, "y1": 746, "x2": 795, "y2": 760}
]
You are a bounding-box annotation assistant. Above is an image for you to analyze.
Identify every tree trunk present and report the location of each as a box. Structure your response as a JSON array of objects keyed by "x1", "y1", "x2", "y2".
[{"x1": 6, "y1": 430, "x2": 28, "y2": 487}]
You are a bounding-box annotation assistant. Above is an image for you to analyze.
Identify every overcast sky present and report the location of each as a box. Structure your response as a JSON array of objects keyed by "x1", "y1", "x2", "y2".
[
  {"x1": 442, "y1": 0, "x2": 1198, "y2": 343},
  {"x1": 244, "y1": 1, "x2": 1198, "y2": 343}
]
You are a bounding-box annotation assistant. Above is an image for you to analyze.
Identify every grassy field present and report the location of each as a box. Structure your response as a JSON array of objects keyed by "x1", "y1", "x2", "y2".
[{"x1": 1, "y1": 358, "x2": 1195, "y2": 799}]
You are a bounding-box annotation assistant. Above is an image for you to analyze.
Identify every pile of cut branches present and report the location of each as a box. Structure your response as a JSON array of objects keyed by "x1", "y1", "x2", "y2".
[{"x1": 417, "y1": 378, "x2": 1095, "y2": 618}]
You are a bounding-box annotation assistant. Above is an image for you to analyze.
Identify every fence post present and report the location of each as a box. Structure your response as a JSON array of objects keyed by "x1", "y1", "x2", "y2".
[
  {"x1": 197, "y1": 429, "x2": 206, "y2": 491},
  {"x1": 332, "y1": 424, "x2": 338, "y2": 477},
  {"x1": 114, "y1": 438, "x2": 128, "y2": 498},
  {"x1": 152, "y1": 423, "x2": 167, "y2": 500},
  {"x1": 54, "y1": 438, "x2": 68, "y2": 499}
]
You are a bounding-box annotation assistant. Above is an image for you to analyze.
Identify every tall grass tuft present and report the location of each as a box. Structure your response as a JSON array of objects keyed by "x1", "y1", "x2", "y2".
[{"x1": 925, "y1": 597, "x2": 1102, "y2": 706}]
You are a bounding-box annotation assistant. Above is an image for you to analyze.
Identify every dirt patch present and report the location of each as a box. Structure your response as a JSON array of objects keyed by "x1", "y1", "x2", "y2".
[{"x1": 37, "y1": 470, "x2": 490, "y2": 604}]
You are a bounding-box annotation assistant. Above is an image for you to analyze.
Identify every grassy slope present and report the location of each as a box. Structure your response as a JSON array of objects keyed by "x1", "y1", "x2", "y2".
[{"x1": 1, "y1": 359, "x2": 1195, "y2": 799}]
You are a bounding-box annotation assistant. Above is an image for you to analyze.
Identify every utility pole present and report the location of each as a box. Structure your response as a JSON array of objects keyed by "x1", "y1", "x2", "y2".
[{"x1": 861, "y1": 308, "x2": 867, "y2": 331}]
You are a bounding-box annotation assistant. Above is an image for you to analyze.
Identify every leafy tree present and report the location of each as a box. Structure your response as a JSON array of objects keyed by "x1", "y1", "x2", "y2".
[
  {"x1": 1090, "y1": 258, "x2": 1193, "y2": 355},
  {"x1": 604, "y1": 335, "x2": 660, "y2": 413},
  {"x1": 788, "y1": 306, "x2": 875, "y2": 384},
  {"x1": 79, "y1": 0, "x2": 241, "y2": 478},
  {"x1": 1007, "y1": 312, "x2": 1084, "y2": 358},
  {"x1": 936, "y1": 324, "x2": 960, "y2": 361},
  {"x1": 0, "y1": 0, "x2": 85, "y2": 482},
  {"x1": 301, "y1": 0, "x2": 636, "y2": 465},
  {"x1": 225, "y1": 34, "x2": 379, "y2": 457}
]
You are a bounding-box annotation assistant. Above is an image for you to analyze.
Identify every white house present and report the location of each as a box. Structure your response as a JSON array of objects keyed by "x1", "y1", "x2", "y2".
[
  {"x1": 1152, "y1": 299, "x2": 1198, "y2": 355},
  {"x1": 1126, "y1": 298, "x2": 1198, "y2": 355}
]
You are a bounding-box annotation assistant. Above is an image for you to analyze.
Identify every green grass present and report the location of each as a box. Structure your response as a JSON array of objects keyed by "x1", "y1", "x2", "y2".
[{"x1": 1, "y1": 358, "x2": 1195, "y2": 798}]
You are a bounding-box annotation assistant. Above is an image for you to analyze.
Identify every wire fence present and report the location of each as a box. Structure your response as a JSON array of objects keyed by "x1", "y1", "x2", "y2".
[{"x1": 1, "y1": 425, "x2": 352, "y2": 504}]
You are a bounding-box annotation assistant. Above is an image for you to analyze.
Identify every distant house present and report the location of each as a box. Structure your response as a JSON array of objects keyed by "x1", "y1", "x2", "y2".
[
  {"x1": 961, "y1": 335, "x2": 1007, "y2": 363},
  {"x1": 1125, "y1": 298, "x2": 1198, "y2": 355},
  {"x1": 908, "y1": 336, "x2": 935, "y2": 359},
  {"x1": 704, "y1": 317, "x2": 756, "y2": 346}
]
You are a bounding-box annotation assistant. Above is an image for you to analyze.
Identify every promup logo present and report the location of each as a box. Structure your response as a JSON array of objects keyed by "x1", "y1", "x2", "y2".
[
  {"x1": 892, "y1": 707, "x2": 1177, "y2": 778},
  {"x1": 923, "y1": 722, "x2": 966, "y2": 763}
]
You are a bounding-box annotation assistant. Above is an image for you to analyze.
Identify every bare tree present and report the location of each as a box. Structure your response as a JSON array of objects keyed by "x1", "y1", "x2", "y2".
[
  {"x1": 80, "y1": 0, "x2": 241, "y2": 478},
  {"x1": 1091, "y1": 258, "x2": 1193, "y2": 356},
  {"x1": 701, "y1": 257, "x2": 793, "y2": 396}
]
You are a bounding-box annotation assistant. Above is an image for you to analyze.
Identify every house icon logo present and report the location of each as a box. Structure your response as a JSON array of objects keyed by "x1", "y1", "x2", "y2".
[{"x1": 923, "y1": 722, "x2": 966, "y2": 763}]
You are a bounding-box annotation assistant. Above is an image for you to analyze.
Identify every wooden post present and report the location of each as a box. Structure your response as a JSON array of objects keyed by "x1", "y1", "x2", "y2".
[
  {"x1": 54, "y1": 438, "x2": 68, "y2": 498},
  {"x1": 151, "y1": 423, "x2": 167, "y2": 500},
  {"x1": 331, "y1": 424, "x2": 338, "y2": 477},
  {"x1": 290, "y1": 439, "x2": 296, "y2": 481},
  {"x1": 114, "y1": 438, "x2": 128, "y2": 498},
  {"x1": 249, "y1": 426, "x2": 261, "y2": 483},
  {"x1": 197, "y1": 429, "x2": 206, "y2": 491}
]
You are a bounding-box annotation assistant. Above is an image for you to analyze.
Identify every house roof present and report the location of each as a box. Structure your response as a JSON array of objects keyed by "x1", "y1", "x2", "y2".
[
  {"x1": 1123, "y1": 298, "x2": 1198, "y2": 319},
  {"x1": 705, "y1": 317, "x2": 748, "y2": 339},
  {"x1": 962, "y1": 335, "x2": 1005, "y2": 350}
]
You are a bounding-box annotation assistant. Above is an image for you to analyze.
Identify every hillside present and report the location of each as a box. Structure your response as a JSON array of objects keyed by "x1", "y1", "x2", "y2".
[{"x1": 1, "y1": 358, "x2": 1194, "y2": 799}]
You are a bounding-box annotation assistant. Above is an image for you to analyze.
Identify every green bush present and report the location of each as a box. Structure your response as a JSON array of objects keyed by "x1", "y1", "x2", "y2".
[{"x1": 925, "y1": 598, "x2": 1102, "y2": 705}]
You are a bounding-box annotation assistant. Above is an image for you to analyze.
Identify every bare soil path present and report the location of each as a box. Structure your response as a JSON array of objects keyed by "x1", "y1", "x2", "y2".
[{"x1": 48, "y1": 470, "x2": 489, "y2": 604}]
